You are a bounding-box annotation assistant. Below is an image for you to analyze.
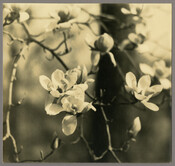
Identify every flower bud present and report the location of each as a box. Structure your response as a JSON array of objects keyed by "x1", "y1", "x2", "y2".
[
  {"x1": 94, "y1": 33, "x2": 114, "y2": 52},
  {"x1": 51, "y1": 136, "x2": 60, "y2": 150},
  {"x1": 130, "y1": 117, "x2": 141, "y2": 137}
]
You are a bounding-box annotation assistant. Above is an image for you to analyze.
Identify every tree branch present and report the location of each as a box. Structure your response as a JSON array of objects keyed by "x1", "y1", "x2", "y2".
[
  {"x1": 20, "y1": 149, "x2": 55, "y2": 163},
  {"x1": 100, "y1": 106, "x2": 121, "y2": 163},
  {"x1": 3, "y1": 53, "x2": 21, "y2": 162},
  {"x1": 3, "y1": 31, "x2": 24, "y2": 43},
  {"x1": 20, "y1": 22, "x2": 69, "y2": 71},
  {"x1": 80, "y1": 115, "x2": 108, "y2": 161}
]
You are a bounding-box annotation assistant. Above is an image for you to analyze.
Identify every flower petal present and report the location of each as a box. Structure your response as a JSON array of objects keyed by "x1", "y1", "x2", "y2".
[
  {"x1": 91, "y1": 51, "x2": 100, "y2": 66},
  {"x1": 128, "y1": 33, "x2": 141, "y2": 45},
  {"x1": 139, "y1": 63, "x2": 155, "y2": 77},
  {"x1": 50, "y1": 90, "x2": 62, "y2": 98},
  {"x1": 62, "y1": 101, "x2": 73, "y2": 113},
  {"x1": 74, "y1": 84, "x2": 88, "y2": 91},
  {"x1": 39, "y1": 75, "x2": 52, "y2": 91},
  {"x1": 66, "y1": 72, "x2": 77, "y2": 89},
  {"x1": 121, "y1": 8, "x2": 131, "y2": 14},
  {"x1": 55, "y1": 22, "x2": 72, "y2": 31},
  {"x1": 141, "y1": 101, "x2": 159, "y2": 111},
  {"x1": 148, "y1": 85, "x2": 163, "y2": 97},
  {"x1": 66, "y1": 84, "x2": 86, "y2": 101},
  {"x1": 81, "y1": 65, "x2": 88, "y2": 83},
  {"x1": 138, "y1": 75, "x2": 151, "y2": 91},
  {"x1": 125, "y1": 85, "x2": 133, "y2": 93},
  {"x1": 134, "y1": 92, "x2": 146, "y2": 101},
  {"x1": 51, "y1": 69, "x2": 65, "y2": 87},
  {"x1": 49, "y1": 11, "x2": 60, "y2": 19},
  {"x1": 85, "y1": 79, "x2": 95, "y2": 84},
  {"x1": 62, "y1": 115, "x2": 77, "y2": 136},
  {"x1": 45, "y1": 20, "x2": 58, "y2": 32},
  {"x1": 19, "y1": 11, "x2": 29, "y2": 22},
  {"x1": 153, "y1": 60, "x2": 166, "y2": 68},
  {"x1": 81, "y1": 102, "x2": 96, "y2": 113},
  {"x1": 84, "y1": 33, "x2": 96, "y2": 48},
  {"x1": 45, "y1": 95, "x2": 64, "y2": 115},
  {"x1": 159, "y1": 78, "x2": 171, "y2": 89},
  {"x1": 108, "y1": 52, "x2": 117, "y2": 67},
  {"x1": 45, "y1": 103, "x2": 64, "y2": 115},
  {"x1": 125, "y1": 72, "x2": 137, "y2": 89}
]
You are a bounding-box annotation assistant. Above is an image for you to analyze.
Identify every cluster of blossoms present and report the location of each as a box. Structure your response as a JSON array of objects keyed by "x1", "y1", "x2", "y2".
[
  {"x1": 139, "y1": 60, "x2": 171, "y2": 89},
  {"x1": 86, "y1": 33, "x2": 116, "y2": 72},
  {"x1": 119, "y1": 32, "x2": 145, "y2": 51},
  {"x1": 119, "y1": 4, "x2": 153, "y2": 51},
  {"x1": 118, "y1": 21, "x2": 147, "y2": 51},
  {"x1": 3, "y1": 4, "x2": 30, "y2": 26},
  {"x1": 121, "y1": 4, "x2": 153, "y2": 22},
  {"x1": 39, "y1": 65, "x2": 96, "y2": 135},
  {"x1": 125, "y1": 72, "x2": 163, "y2": 111},
  {"x1": 46, "y1": 5, "x2": 83, "y2": 32},
  {"x1": 121, "y1": 4, "x2": 143, "y2": 17}
]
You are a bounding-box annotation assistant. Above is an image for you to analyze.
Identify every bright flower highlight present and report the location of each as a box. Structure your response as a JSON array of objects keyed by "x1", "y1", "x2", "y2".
[
  {"x1": 3, "y1": 4, "x2": 30, "y2": 25},
  {"x1": 46, "y1": 5, "x2": 82, "y2": 32},
  {"x1": 85, "y1": 33, "x2": 116, "y2": 72},
  {"x1": 130, "y1": 117, "x2": 141, "y2": 137},
  {"x1": 140, "y1": 60, "x2": 171, "y2": 89},
  {"x1": 125, "y1": 72, "x2": 163, "y2": 111},
  {"x1": 39, "y1": 66, "x2": 96, "y2": 136}
]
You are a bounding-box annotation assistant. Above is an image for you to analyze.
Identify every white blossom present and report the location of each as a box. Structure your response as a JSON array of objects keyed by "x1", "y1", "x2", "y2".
[
  {"x1": 125, "y1": 72, "x2": 163, "y2": 111},
  {"x1": 140, "y1": 60, "x2": 171, "y2": 89}
]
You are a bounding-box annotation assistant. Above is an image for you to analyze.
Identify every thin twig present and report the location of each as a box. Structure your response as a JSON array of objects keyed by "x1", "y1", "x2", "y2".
[
  {"x1": 20, "y1": 23, "x2": 69, "y2": 70},
  {"x1": 63, "y1": 32, "x2": 68, "y2": 53},
  {"x1": 80, "y1": 115, "x2": 108, "y2": 161},
  {"x1": 30, "y1": 38, "x2": 69, "y2": 70},
  {"x1": 100, "y1": 106, "x2": 121, "y2": 163},
  {"x1": 20, "y1": 149, "x2": 55, "y2": 163},
  {"x1": 52, "y1": 37, "x2": 71, "y2": 51},
  {"x1": 3, "y1": 54, "x2": 21, "y2": 162},
  {"x1": 81, "y1": 8, "x2": 119, "y2": 22},
  {"x1": 85, "y1": 92, "x2": 96, "y2": 101},
  {"x1": 3, "y1": 30, "x2": 24, "y2": 43}
]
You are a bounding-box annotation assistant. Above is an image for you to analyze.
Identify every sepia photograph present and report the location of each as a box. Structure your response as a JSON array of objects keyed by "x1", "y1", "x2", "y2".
[{"x1": 3, "y1": 3, "x2": 172, "y2": 163}]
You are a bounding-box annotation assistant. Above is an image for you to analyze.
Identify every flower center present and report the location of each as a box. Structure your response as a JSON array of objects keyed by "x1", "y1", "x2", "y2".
[
  {"x1": 71, "y1": 104, "x2": 77, "y2": 110},
  {"x1": 155, "y1": 68, "x2": 164, "y2": 77},
  {"x1": 57, "y1": 87, "x2": 63, "y2": 93}
]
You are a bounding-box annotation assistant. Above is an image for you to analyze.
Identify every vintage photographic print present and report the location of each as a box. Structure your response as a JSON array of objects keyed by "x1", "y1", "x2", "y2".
[{"x1": 3, "y1": 3, "x2": 172, "y2": 163}]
